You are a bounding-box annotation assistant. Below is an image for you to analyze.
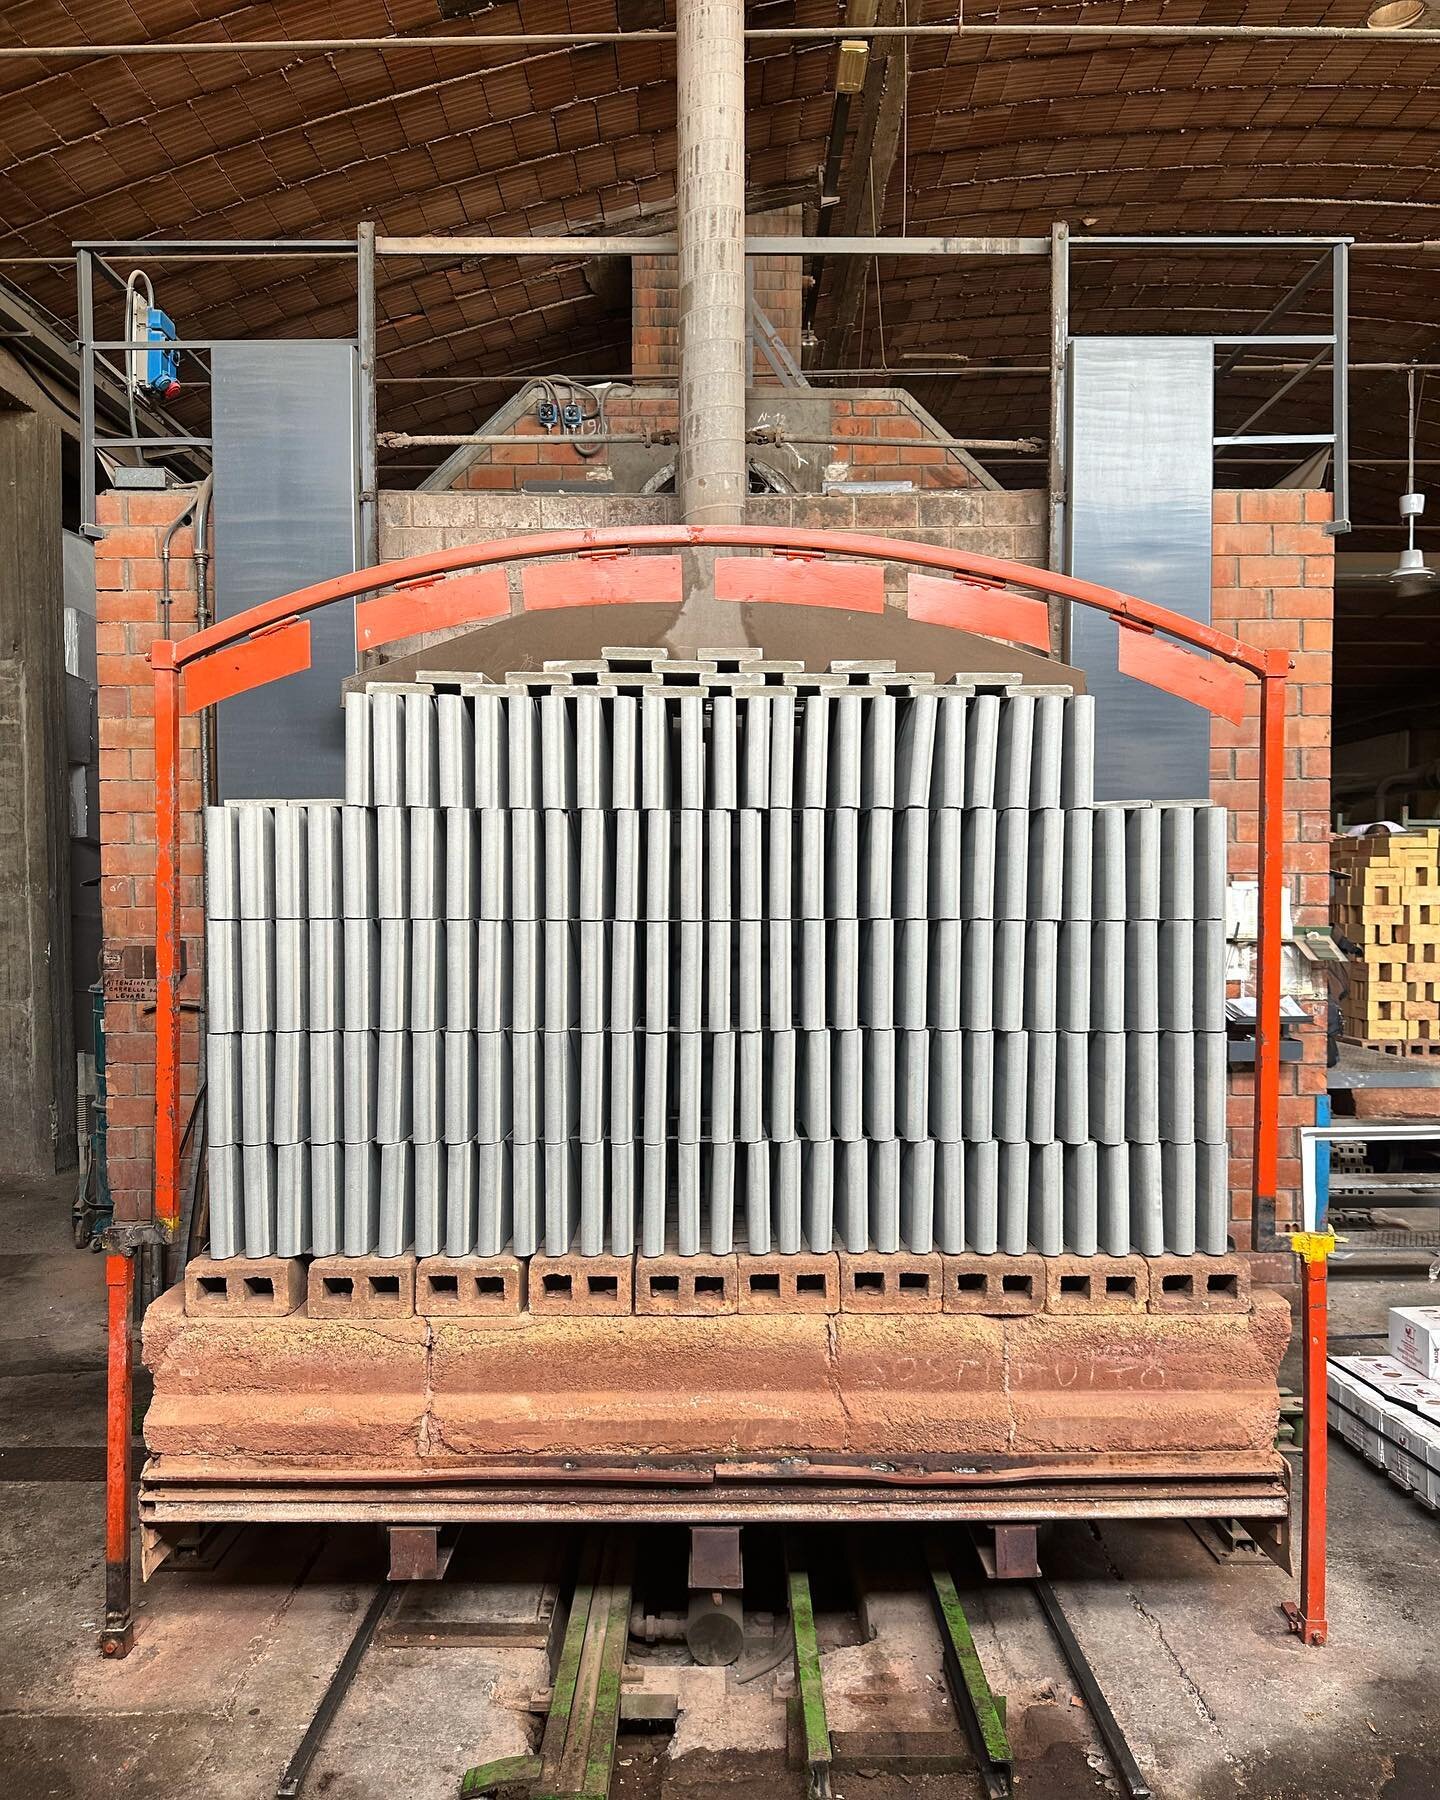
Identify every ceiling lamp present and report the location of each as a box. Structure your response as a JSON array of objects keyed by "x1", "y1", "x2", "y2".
[
  {"x1": 1391, "y1": 368, "x2": 1437, "y2": 594},
  {"x1": 1366, "y1": 0, "x2": 1430, "y2": 27}
]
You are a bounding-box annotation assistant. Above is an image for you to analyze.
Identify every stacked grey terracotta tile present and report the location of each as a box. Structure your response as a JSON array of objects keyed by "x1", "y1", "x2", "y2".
[{"x1": 204, "y1": 650, "x2": 1230, "y2": 1261}]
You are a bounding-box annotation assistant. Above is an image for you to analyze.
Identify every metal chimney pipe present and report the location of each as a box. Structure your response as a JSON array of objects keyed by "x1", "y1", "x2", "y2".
[{"x1": 676, "y1": 0, "x2": 748, "y2": 527}]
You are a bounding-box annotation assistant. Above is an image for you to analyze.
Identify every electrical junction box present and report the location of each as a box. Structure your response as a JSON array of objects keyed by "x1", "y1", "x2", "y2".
[
  {"x1": 143, "y1": 308, "x2": 180, "y2": 399},
  {"x1": 128, "y1": 288, "x2": 180, "y2": 400},
  {"x1": 1390, "y1": 1306, "x2": 1440, "y2": 1380}
]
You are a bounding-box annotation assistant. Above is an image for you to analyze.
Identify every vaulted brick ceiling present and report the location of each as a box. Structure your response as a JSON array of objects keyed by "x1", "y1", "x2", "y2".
[{"x1": 1, "y1": 0, "x2": 1437, "y2": 724}]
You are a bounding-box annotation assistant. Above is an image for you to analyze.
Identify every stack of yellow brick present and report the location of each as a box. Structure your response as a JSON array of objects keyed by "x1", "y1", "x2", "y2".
[{"x1": 1333, "y1": 829, "x2": 1440, "y2": 1048}]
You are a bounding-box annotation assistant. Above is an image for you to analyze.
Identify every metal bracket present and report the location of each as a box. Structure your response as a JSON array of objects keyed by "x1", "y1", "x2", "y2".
[
  {"x1": 388, "y1": 1525, "x2": 457, "y2": 1583},
  {"x1": 689, "y1": 1526, "x2": 743, "y2": 1593},
  {"x1": 97, "y1": 1221, "x2": 169, "y2": 1253},
  {"x1": 970, "y1": 1524, "x2": 1040, "y2": 1581}
]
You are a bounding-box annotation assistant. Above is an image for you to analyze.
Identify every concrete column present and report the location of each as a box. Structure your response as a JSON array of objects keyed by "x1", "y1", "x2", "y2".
[
  {"x1": 0, "y1": 410, "x2": 73, "y2": 1175},
  {"x1": 676, "y1": 0, "x2": 748, "y2": 527}
]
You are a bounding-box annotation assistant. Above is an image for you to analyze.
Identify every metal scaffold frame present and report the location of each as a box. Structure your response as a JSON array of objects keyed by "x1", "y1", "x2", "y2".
[
  {"x1": 73, "y1": 228, "x2": 1352, "y2": 554},
  {"x1": 98, "y1": 524, "x2": 1313, "y2": 1658}
]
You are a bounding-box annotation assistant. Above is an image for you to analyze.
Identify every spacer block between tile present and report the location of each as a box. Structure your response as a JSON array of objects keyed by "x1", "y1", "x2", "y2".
[
  {"x1": 417, "y1": 1254, "x2": 526, "y2": 1316},
  {"x1": 838, "y1": 1251, "x2": 943, "y2": 1313},
  {"x1": 1147, "y1": 1253, "x2": 1252, "y2": 1315},
  {"x1": 634, "y1": 1252, "x2": 738, "y2": 1316},
  {"x1": 307, "y1": 1254, "x2": 417, "y2": 1319},
  {"x1": 1043, "y1": 1254, "x2": 1149, "y2": 1315},
  {"x1": 183, "y1": 1254, "x2": 305, "y2": 1318},
  {"x1": 737, "y1": 1252, "x2": 840, "y2": 1314},
  {"x1": 942, "y1": 1253, "x2": 1045, "y2": 1316},
  {"x1": 527, "y1": 1253, "x2": 634, "y2": 1317}
]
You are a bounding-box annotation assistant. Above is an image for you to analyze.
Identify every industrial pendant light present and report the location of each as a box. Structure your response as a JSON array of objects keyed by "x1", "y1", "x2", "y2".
[
  {"x1": 1366, "y1": 0, "x2": 1431, "y2": 26},
  {"x1": 1391, "y1": 366, "x2": 1436, "y2": 592}
]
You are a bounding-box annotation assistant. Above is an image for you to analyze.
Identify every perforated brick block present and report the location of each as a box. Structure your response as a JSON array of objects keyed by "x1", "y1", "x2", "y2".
[
  {"x1": 527, "y1": 1253, "x2": 634, "y2": 1317},
  {"x1": 307, "y1": 1254, "x2": 416, "y2": 1319},
  {"x1": 1042, "y1": 1255, "x2": 1149, "y2": 1315},
  {"x1": 838, "y1": 1252, "x2": 943, "y2": 1313},
  {"x1": 183, "y1": 1255, "x2": 305, "y2": 1318},
  {"x1": 417, "y1": 1254, "x2": 525, "y2": 1317},
  {"x1": 1147, "y1": 1254, "x2": 1251, "y2": 1315},
  {"x1": 634, "y1": 1252, "x2": 738, "y2": 1316},
  {"x1": 942, "y1": 1254, "x2": 1045, "y2": 1316},
  {"x1": 737, "y1": 1252, "x2": 840, "y2": 1314}
]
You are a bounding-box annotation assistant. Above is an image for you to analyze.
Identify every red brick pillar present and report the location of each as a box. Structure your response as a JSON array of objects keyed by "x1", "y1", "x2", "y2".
[
  {"x1": 95, "y1": 486, "x2": 205, "y2": 1226},
  {"x1": 1212, "y1": 490, "x2": 1334, "y2": 1248},
  {"x1": 632, "y1": 253, "x2": 679, "y2": 380}
]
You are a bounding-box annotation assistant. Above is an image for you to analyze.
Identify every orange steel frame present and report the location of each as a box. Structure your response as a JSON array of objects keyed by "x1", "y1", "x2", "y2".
[{"x1": 100, "y1": 525, "x2": 1322, "y2": 1655}]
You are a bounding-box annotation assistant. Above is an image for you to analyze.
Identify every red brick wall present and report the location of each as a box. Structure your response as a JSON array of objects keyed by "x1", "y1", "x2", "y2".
[
  {"x1": 449, "y1": 392, "x2": 983, "y2": 493},
  {"x1": 95, "y1": 486, "x2": 204, "y2": 1224},
  {"x1": 1212, "y1": 489, "x2": 1334, "y2": 1246},
  {"x1": 632, "y1": 207, "x2": 803, "y2": 381}
]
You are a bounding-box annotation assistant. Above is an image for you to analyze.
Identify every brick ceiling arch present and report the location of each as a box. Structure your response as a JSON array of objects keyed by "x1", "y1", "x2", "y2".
[{"x1": 0, "y1": 0, "x2": 1436, "y2": 589}]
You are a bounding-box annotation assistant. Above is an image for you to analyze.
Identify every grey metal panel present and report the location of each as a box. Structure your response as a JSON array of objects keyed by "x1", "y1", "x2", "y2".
[
  {"x1": 895, "y1": 693, "x2": 936, "y2": 807},
  {"x1": 211, "y1": 341, "x2": 358, "y2": 798},
  {"x1": 344, "y1": 694, "x2": 371, "y2": 806},
  {"x1": 1067, "y1": 336, "x2": 1215, "y2": 801},
  {"x1": 308, "y1": 1031, "x2": 343, "y2": 1143}
]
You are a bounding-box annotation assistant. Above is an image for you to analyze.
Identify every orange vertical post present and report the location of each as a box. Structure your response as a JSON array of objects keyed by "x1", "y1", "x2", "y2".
[
  {"x1": 1256, "y1": 658, "x2": 1328, "y2": 1645},
  {"x1": 151, "y1": 641, "x2": 183, "y2": 1235},
  {"x1": 1252, "y1": 663, "x2": 1286, "y2": 1226},
  {"x1": 100, "y1": 1252, "x2": 135, "y2": 1656},
  {"x1": 1285, "y1": 1251, "x2": 1330, "y2": 1645}
]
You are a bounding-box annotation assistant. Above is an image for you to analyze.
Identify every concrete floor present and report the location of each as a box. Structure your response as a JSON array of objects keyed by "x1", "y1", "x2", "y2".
[{"x1": 2, "y1": 1176, "x2": 1438, "y2": 1800}]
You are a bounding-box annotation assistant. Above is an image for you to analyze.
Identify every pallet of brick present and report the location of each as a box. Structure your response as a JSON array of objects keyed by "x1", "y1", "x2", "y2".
[{"x1": 1334, "y1": 827, "x2": 1440, "y2": 1048}]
